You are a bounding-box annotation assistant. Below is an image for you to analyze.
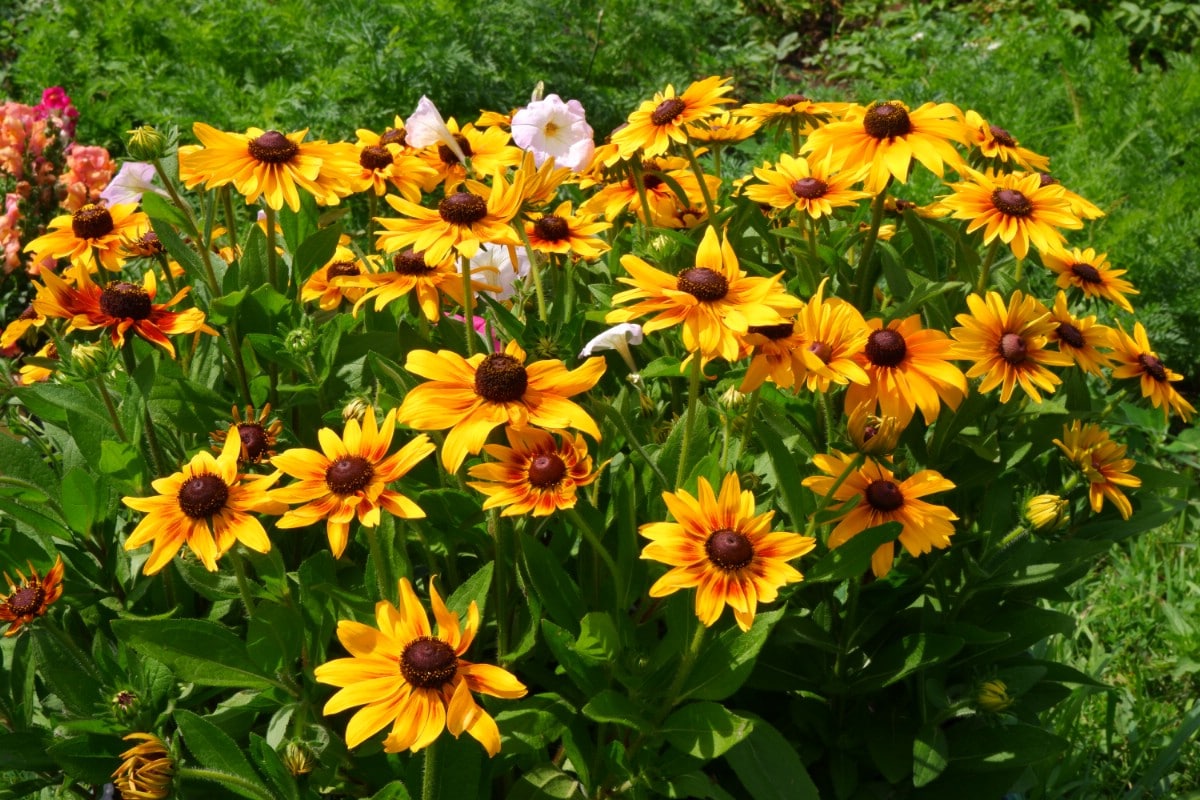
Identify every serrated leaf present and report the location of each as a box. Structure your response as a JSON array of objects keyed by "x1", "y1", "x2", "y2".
[
  {"x1": 112, "y1": 618, "x2": 280, "y2": 689},
  {"x1": 175, "y1": 709, "x2": 273, "y2": 800},
  {"x1": 30, "y1": 627, "x2": 102, "y2": 715},
  {"x1": 446, "y1": 561, "x2": 493, "y2": 621}
]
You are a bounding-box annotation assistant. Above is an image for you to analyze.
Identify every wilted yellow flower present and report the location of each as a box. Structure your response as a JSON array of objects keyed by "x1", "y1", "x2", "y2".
[
  {"x1": 846, "y1": 401, "x2": 901, "y2": 456},
  {"x1": 976, "y1": 679, "x2": 1014, "y2": 713},
  {"x1": 1025, "y1": 494, "x2": 1069, "y2": 532},
  {"x1": 112, "y1": 732, "x2": 174, "y2": 799}
]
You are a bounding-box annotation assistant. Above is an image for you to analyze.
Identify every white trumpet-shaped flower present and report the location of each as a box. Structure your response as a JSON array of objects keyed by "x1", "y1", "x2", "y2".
[{"x1": 405, "y1": 95, "x2": 468, "y2": 164}]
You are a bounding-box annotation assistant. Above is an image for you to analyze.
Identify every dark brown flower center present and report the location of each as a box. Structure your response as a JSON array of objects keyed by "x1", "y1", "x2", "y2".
[
  {"x1": 862, "y1": 424, "x2": 879, "y2": 443},
  {"x1": 705, "y1": 528, "x2": 755, "y2": 571},
  {"x1": 865, "y1": 329, "x2": 907, "y2": 367},
  {"x1": 130, "y1": 230, "x2": 164, "y2": 255},
  {"x1": 992, "y1": 188, "x2": 1033, "y2": 217},
  {"x1": 325, "y1": 456, "x2": 374, "y2": 495},
  {"x1": 748, "y1": 321, "x2": 794, "y2": 340},
  {"x1": 999, "y1": 333, "x2": 1027, "y2": 363},
  {"x1": 359, "y1": 144, "x2": 394, "y2": 171},
  {"x1": 326, "y1": 260, "x2": 360, "y2": 279},
  {"x1": 438, "y1": 192, "x2": 488, "y2": 225},
  {"x1": 6, "y1": 584, "x2": 44, "y2": 616},
  {"x1": 791, "y1": 177, "x2": 828, "y2": 200},
  {"x1": 237, "y1": 422, "x2": 271, "y2": 462},
  {"x1": 474, "y1": 353, "x2": 528, "y2": 402},
  {"x1": 865, "y1": 479, "x2": 904, "y2": 512},
  {"x1": 528, "y1": 454, "x2": 567, "y2": 488},
  {"x1": 988, "y1": 124, "x2": 1017, "y2": 147},
  {"x1": 114, "y1": 690, "x2": 137, "y2": 710},
  {"x1": 676, "y1": 267, "x2": 728, "y2": 302},
  {"x1": 650, "y1": 98, "x2": 687, "y2": 126},
  {"x1": 1070, "y1": 263, "x2": 1102, "y2": 284},
  {"x1": 863, "y1": 102, "x2": 912, "y2": 140},
  {"x1": 393, "y1": 248, "x2": 435, "y2": 274},
  {"x1": 808, "y1": 341, "x2": 833, "y2": 363},
  {"x1": 641, "y1": 173, "x2": 663, "y2": 191},
  {"x1": 379, "y1": 128, "x2": 407, "y2": 147},
  {"x1": 248, "y1": 130, "x2": 299, "y2": 164},
  {"x1": 1056, "y1": 322, "x2": 1085, "y2": 349},
  {"x1": 1138, "y1": 353, "x2": 1168, "y2": 382},
  {"x1": 71, "y1": 204, "x2": 115, "y2": 239},
  {"x1": 1039, "y1": 173, "x2": 1059, "y2": 187},
  {"x1": 438, "y1": 134, "x2": 473, "y2": 165},
  {"x1": 18, "y1": 305, "x2": 37, "y2": 321},
  {"x1": 99, "y1": 282, "x2": 152, "y2": 320},
  {"x1": 534, "y1": 215, "x2": 570, "y2": 242},
  {"x1": 177, "y1": 474, "x2": 230, "y2": 518},
  {"x1": 776, "y1": 93, "x2": 808, "y2": 107},
  {"x1": 399, "y1": 636, "x2": 458, "y2": 689}
]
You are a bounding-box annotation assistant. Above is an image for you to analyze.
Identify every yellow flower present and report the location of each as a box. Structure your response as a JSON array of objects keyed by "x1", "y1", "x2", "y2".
[
  {"x1": 685, "y1": 111, "x2": 762, "y2": 144},
  {"x1": 1025, "y1": 494, "x2": 1069, "y2": 532},
  {"x1": 112, "y1": 732, "x2": 174, "y2": 799},
  {"x1": 735, "y1": 92, "x2": 851, "y2": 130},
  {"x1": 23, "y1": 202, "x2": 149, "y2": 273},
  {"x1": 641, "y1": 472, "x2": 816, "y2": 632},
  {"x1": 179, "y1": 124, "x2": 359, "y2": 211},
  {"x1": 1040, "y1": 247, "x2": 1137, "y2": 313},
  {"x1": 612, "y1": 76, "x2": 735, "y2": 158},
  {"x1": 314, "y1": 577, "x2": 527, "y2": 756},
  {"x1": 976, "y1": 679, "x2": 1015, "y2": 713},
  {"x1": 0, "y1": 304, "x2": 44, "y2": 349},
  {"x1": 963, "y1": 110, "x2": 1050, "y2": 172},
  {"x1": 17, "y1": 341, "x2": 57, "y2": 385},
  {"x1": 1108, "y1": 322, "x2": 1195, "y2": 422},
  {"x1": 396, "y1": 340, "x2": 605, "y2": 473},
  {"x1": 271, "y1": 408, "x2": 433, "y2": 558},
  {"x1": 803, "y1": 451, "x2": 957, "y2": 578},
  {"x1": 846, "y1": 401, "x2": 901, "y2": 456},
  {"x1": 951, "y1": 290, "x2": 1074, "y2": 403},
  {"x1": 347, "y1": 248, "x2": 472, "y2": 322},
  {"x1": 1054, "y1": 421, "x2": 1141, "y2": 520},
  {"x1": 1, "y1": 555, "x2": 64, "y2": 636},
  {"x1": 300, "y1": 245, "x2": 383, "y2": 311},
  {"x1": 742, "y1": 153, "x2": 871, "y2": 220},
  {"x1": 209, "y1": 404, "x2": 284, "y2": 465},
  {"x1": 606, "y1": 226, "x2": 801, "y2": 364},
  {"x1": 415, "y1": 118, "x2": 524, "y2": 191},
  {"x1": 523, "y1": 201, "x2": 611, "y2": 260},
  {"x1": 122, "y1": 434, "x2": 284, "y2": 575},
  {"x1": 581, "y1": 156, "x2": 719, "y2": 228},
  {"x1": 1046, "y1": 291, "x2": 1113, "y2": 377},
  {"x1": 349, "y1": 130, "x2": 439, "y2": 199},
  {"x1": 937, "y1": 170, "x2": 1083, "y2": 260},
  {"x1": 467, "y1": 427, "x2": 596, "y2": 516}
]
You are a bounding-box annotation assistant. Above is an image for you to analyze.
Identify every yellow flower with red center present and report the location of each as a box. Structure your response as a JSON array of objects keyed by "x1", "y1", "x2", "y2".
[
  {"x1": 937, "y1": 169, "x2": 1083, "y2": 260},
  {"x1": 271, "y1": 408, "x2": 434, "y2": 558},
  {"x1": 396, "y1": 340, "x2": 605, "y2": 473},
  {"x1": 209, "y1": 404, "x2": 284, "y2": 466},
  {"x1": 17, "y1": 341, "x2": 57, "y2": 385},
  {"x1": 581, "y1": 156, "x2": 719, "y2": 228},
  {"x1": 346, "y1": 248, "x2": 474, "y2": 321},
  {"x1": 523, "y1": 201, "x2": 611, "y2": 260},
  {"x1": 1054, "y1": 421, "x2": 1141, "y2": 519},
  {"x1": 1040, "y1": 247, "x2": 1137, "y2": 313},
  {"x1": 844, "y1": 316, "x2": 967, "y2": 429},
  {"x1": 1, "y1": 304, "x2": 44, "y2": 349},
  {"x1": 314, "y1": 577, "x2": 527, "y2": 756},
  {"x1": 803, "y1": 451, "x2": 958, "y2": 578},
  {"x1": 467, "y1": 427, "x2": 596, "y2": 516},
  {"x1": 179, "y1": 124, "x2": 359, "y2": 211},
  {"x1": 415, "y1": 118, "x2": 523, "y2": 190},
  {"x1": 685, "y1": 111, "x2": 762, "y2": 144},
  {"x1": 742, "y1": 153, "x2": 871, "y2": 220},
  {"x1": 734, "y1": 92, "x2": 852, "y2": 130},
  {"x1": 23, "y1": 202, "x2": 149, "y2": 273},
  {"x1": 33, "y1": 268, "x2": 214, "y2": 358},
  {"x1": 802, "y1": 100, "x2": 968, "y2": 194},
  {"x1": 122, "y1": 434, "x2": 285, "y2": 575},
  {"x1": 951, "y1": 290, "x2": 1074, "y2": 403},
  {"x1": 301, "y1": 245, "x2": 383, "y2": 311},
  {"x1": 1, "y1": 555, "x2": 64, "y2": 636},
  {"x1": 606, "y1": 226, "x2": 802, "y2": 364},
  {"x1": 1108, "y1": 322, "x2": 1195, "y2": 422},
  {"x1": 641, "y1": 472, "x2": 816, "y2": 632},
  {"x1": 1046, "y1": 291, "x2": 1112, "y2": 376},
  {"x1": 349, "y1": 129, "x2": 439, "y2": 199},
  {"x1": 963, "y1": 110, "x2": 1050, "y2": 172},
  {"x1": 612, "y1": 76, "x2": 735, "y2": 158}
]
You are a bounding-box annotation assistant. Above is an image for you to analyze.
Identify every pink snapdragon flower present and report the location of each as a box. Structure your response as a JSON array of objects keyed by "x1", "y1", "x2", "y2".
[
  {"x1": 34, "y1": 87, "x2": 79, "y2": 138},
  {"x1": 61, "y1": 144, "x2": 114, "y2": 211}
]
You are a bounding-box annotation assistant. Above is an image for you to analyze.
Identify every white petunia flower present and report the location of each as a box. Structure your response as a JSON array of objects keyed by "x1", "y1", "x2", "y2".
[
  {"x1": 405, "y1": 95, "x2": 468, "y2": 163},
  {"x1": 99, "y1": 161, "x2": 168, "y2": 207},
  {"x1": 463, "y1": 243, "x2": 530, "y2": 302},
  {"x1": 510, "y1": 94, "x2": 595, "y2": 172},
  {"x1": 580, "y1": 323, "x2": 643, "y2": 379}
]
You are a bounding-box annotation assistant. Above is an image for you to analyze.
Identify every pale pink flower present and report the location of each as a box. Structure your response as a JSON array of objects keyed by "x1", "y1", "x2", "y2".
[
  {"x1": 405, "y1": 96, "x2": 468, "y2": 163},
  {"x1": 510, "y1": 94, "x2": 594, "y2": 172},
  {"x1": 100, "y1": 161, "x2": 168, "y2": 207}
]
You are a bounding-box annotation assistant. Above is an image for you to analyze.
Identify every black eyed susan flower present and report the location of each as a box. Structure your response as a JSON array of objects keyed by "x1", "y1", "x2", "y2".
[
  {"x1": 33, "y1": 268, "x2": 214, "y2": 358},
  {"x1": 1054, "y1": 421, "x2": 1142, "y2": 519},
  {"x1": 580, "y1": 156, "x2": 717, "y2": 228},
  {"x1": 300, "y1": 245, "x2": 383, "y2": 312},
  {"x1": 963, "y1": 110, "x2": 1050, "y2": 172},
  {"x1": 734, "y1": 92, "x2": 852, "y2": 130},
  {"x1": 396, "y1": 340, "x2": 605, "y2": 473},
  {"x1": 23, "y1": 202, "x2": 149, "y2": 273},
  {"x1": 415, "y1": 118, "x2": 523, "y2": 190},
  {"x1": 270, "y1": 408, "x2": 434, "y2": 559},
  {"x1": 802, "y1": 100, "x2": 968, "y2": 194},
  {"x1": 0, "y1": 304, "x2": 45, "y2": 349},
  {"x1": 1046, "y1": 291, "x2": 1113, "y2": 376},
  {"x1": 1108, "y1": 322, "x2": 1196, "y2": 422},
  {"x1": 937, "y1": 170, "x2": 1083, "y2": 260},
  {"x1": 348, "y1": 248, "x2": 476, "y2": 321},
  {"x1": 606, "y1": 226, "x2": 802, "y2": 365},
  {"x1": 111, "y1": 732, "x2": 174, "y2": 800},
  {"x1": 951, "y1": 290, "x2": 1074, "y2": 403},
  {"x1": 844, "y1": 316, "x2": 967, "y2": 430},
  {"x1": 122, "y1": 434, "x2": 285, "y2": 575},
  {"x1": 467, "y1": 427, "x2": 596, "y2": 516},
  {"x1": 684, "y1": 111, "x2": 762, "y2": 144},
  {"x1": 210, "y1": 404, "x2": 284, "y2": 465},
  {"x1": 846, "y1": 401, "x2": 902, "y2": 456},
  {"x1": 1038, "y1": 172, "x2": 1105, "y2": 220},
  {"x1": 523, "y1": 201, "x2": 611, "y2": 260},
  {"x1": 641, "y1": 472, "x2": 816, "y2": 632},
  {"x1": 611, "y1": 76, "x2": 735, "y2": 158},
  {"x1": 1, "y1": 555, "x2": 64, "y2": 636},
  {"x1": 314, "y1": 577, "x2": 527, "y2": 756},
  {"x1": 17, "y1": 341, "x2": 57, "y2": 385},
  {"x1": 1040, "y1": 247, "x2": 1137, "y2": 313},
  {"x1": 742, "y1": 153, "x2": 871, "y2": 220},
  {"x1": 349, "y1": 132, "x2": 439, "y2": 199},
  {"x1": 802, "y1": 451, "x2": 958, "y2": 578},
  {"x1": 975, "y1": 679, "x2": 1015, "y2": 713}
]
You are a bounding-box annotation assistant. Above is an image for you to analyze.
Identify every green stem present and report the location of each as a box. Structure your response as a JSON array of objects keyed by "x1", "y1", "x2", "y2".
[
  {"x1": 731, "y1": 387, "x2": 761, "y2": 468},
  {"x1": 460, "y1": 255, "x2": 477, "y2": 355},
  {"x1": 682, "y1": 142, "x2": 717, "y2": 220},
  {"x1": 121, "y1": 342, "x2": 167, "y2": 478},
  {"x1": 853, "y1": 188, "x2": 890, "y2": 311},
  {"x1": 565, "y1": 506, "x2": 618, "y2": 586},
  {"x1": 421, "y1": 738, "x2": 441, "y2": 800},
  {"x1": 490, "y1": 510, "x2": 509, "y2": 661},
  {"x1": 264, "y1": 204, "x2": 279, "y2": 290},
  {"x1": 627, "y1": 159, "x2": 656, "y2": 229},
  {"x1": 626, "y1": 621, "x2": 708, "y2": 763},
  {"x1": 676, "y1": 355, "x2": 704, "y2": 489},
  {"x1": 230, "y1": 549, "x2": 255, "y2": 615},
  {"x1": 153, "y1": 253, "x2": 179, "y2": 298},
  {"x1": 790, "y1": 117, "x2": 801, "y2": 155},
  {"x1": 599, "y1": 403, "x2": 670, "y2": 489},
  {"x1": 95, "y1": 374, "x2": 128, "y2": 442},
  {"x1": 220, "y1": 185, "x2": 239, "y2": 254},
  {"x1": 367, "y1": 192, "x2": 379, "y2": 254},
  {"x1": 803, "y1": 214, "x2": 823, "y2": 294},
  {"x1": 514, "y1": 222, "x2": 548, "y2": 323},
  {"x1": 365, "y1": 525, "x2": 391, "y2": 601},
  {"x1": 977, "y1": 239, "x2": 1001, "y2": 294},
  {"x1": 711, "y1": 144, "x2": 723, "y2": 181},
  {"x1": 149, "y1": 158, "x2": 222, "y2": 294},
  {"x1": 177, "y1": 767, "x2": 275, "y2": 800}
]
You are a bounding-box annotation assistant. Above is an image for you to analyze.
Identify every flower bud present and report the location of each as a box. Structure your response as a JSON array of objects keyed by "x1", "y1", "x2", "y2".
[
  {"x1": 284, "y1": 327, "x2": 314, "y2": 356},
  {"x1": 1024, "y1": 494, "x2": 1069, "y2": 533},
  {"x1": 975, "y1": 678, "x2": 1014, "y2": 713},
  {"x1": 70, "y1": 342, "x2": 106, "y2": 378},
  {"x1": 342, "y1": 397, "x2": 369, "y2": 423},
  {"x1": 126, "y1": 125, "x2": 167, "y2": 161},
  {"x1": 847, "y1": 401, "x2": 901, "y2": 456},
  {"x1": 283, "y1": 741, "x2": 313, "y2": 775},
  {"x1": 110, "y1": 689, "x2": 140, "y2": 721}
]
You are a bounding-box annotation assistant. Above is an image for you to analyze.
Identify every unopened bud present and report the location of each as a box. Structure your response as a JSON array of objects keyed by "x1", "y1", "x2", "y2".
[
  {"x1": 283, "y1": 741, "x2": 313, "y2": 776},
  {"x1": 975, "y1": 679, "x2": 1014, "y2": 713},
  {"x1": 126, "y1": 125, "x2": 167, "y2": 161},
  {"x1": 847, "y1": 401, "x2": 901, "y2": 456},
  {"x1": 1024, "y1": 494, "x2": 1069, "y2": 533},
  {"x1": 342, "y1": 397, "x2": 369, "y2": 423}
]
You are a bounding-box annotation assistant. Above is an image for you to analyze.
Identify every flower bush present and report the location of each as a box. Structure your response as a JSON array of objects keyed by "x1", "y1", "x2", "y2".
[{"x1": 0, "y1": 77, "x2": 1193, "y2": 799}]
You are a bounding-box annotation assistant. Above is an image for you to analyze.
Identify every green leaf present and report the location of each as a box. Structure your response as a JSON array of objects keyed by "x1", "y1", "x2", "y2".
[
  {"x1": 913, "y1": 725, "x2": 949, "y2": 787},
  {"x1": 112, "y1": 618, "x2": 280, "y2": 689},
  {"x1": 60, "y1": 468, "x2": 98, "y2": 534},
  {"x1": 370, "y1": 782, "x2": 415, "y2": 800},
  {"x1": 575, "y1": 612, "x2": 619, "y2": 662},
  {"x1": 175, "y1": 709, "x2": 274, "y2": 800},
  {"x1": 30, "y1": 627, "x2": 102, "y2": 715},
  {"x1": 150, "y1": 213, "x2": 211, "y2": 286},
  {"x1": 947, "y1": 721, "x2": 1068, "y2": 771},
  {"x1": 684, "y1": 606, "x2": 785, "y2": 702},
  {"x1": 509, "y1": 765, "x2": 587, "y2": 800},
  {"x1": 755, "y1": 410, "x2": 810, "y2": 531},
  {"x1": 0, "y1": 432, "x2": 59, "y2": 501},
  {"x1": 541, "y1": 620, "x2": 605, "y2": 696},
  {"x1": 0, "y1": 497, "x2": 71, "y2": 543},
  {"x1": 238, "y1": 224, "x2": 269, "y2": 291},
  {"x1": 850, "y1": 633, "x2": 965, "y2": 691},
  {"x1": 46, "y1": 734, "x2": 127, "y2": 785},
  {"x1": 582, "y1": 689, "x2": 649, "y2": 729},
  {"x1": 805, "y1": 523, "x2": 902, "y2": 583},
  {"x1": 141, "y1": 190, "x2": 188, "y2": 228},
  {"x1": 447, "y1": 561, "x2": 493, "y2": 621},
  {"x1": 0, "y1": 732, "x2": 54, "y2": 771},
  {"x1": 293, "y1": 223, "x2": 343, "y2": 282},
  {"x1": 522, "y1": 535, "x2": 585, "y2": 634},
  {"x1": 661, "y1": 702, "x2": 754, "y2": 761},
  {"x1": 726, "y1": 717, "x2": 820, "y2": 800}
]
